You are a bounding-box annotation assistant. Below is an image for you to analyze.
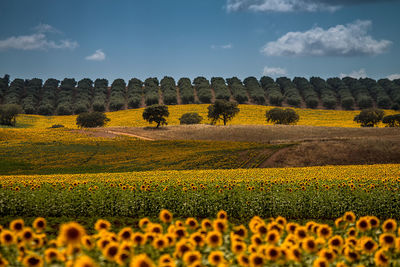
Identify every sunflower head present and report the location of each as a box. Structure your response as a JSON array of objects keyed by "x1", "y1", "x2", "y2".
[
  {"x1": 208, "y1": 250, "x2": 225, "y2": 266},
  {"x1": 206, "y1": 231, "x2": 223, "y2": 248},
  {"x1": 59, "y1": 222, "x2": 85, "y2": 245},
  {"x1": 32, "y1": 218, "x2": 47, "y2": 233},
  {"x1": 10, "y1": 219, "x2": 24, "y2": 232},
  {"x1": 159, "y1": 209, "x2": 173, "y2": 223},
  {"x1": 382, "y1": 219, "x2": 397, "y2": 233}
]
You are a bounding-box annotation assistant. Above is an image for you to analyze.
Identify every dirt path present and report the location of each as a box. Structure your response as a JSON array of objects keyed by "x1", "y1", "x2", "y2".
[{"x1": 106, "y1": 130, "x2": 155, "y2": 141}]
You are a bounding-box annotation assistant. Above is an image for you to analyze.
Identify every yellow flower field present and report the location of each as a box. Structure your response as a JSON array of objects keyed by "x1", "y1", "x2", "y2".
[
  {"x1": 10, "y1": 104, "x2": 398, "y2": 129},
  {"x1": 1, "y1": 210, "x2": 400, "y2": 266}
]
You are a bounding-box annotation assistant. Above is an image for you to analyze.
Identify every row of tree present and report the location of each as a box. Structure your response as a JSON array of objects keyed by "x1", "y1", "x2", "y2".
[{"x1": 1, "y1": 75, "x2": 399, "y2": 115}]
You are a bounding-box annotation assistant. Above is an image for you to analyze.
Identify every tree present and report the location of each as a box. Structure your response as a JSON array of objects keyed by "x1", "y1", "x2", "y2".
[
  {"x1": 179, "y1": 112, "x2": 203, "y2": 125},
  {"x1": 207, "y1": 100, "x2": 239, "y2": 125},
  {"x1": 382, "y1": 114, "x2": 400, "y2": 127},
  {"x1": 0, "y1": 104, "x2": 22, "y2": 126},
  {"x1": 266, "y1": 108, "x2": 299, "y2": 125},
  {"x1": 76, "y1": 112, "x2": 110, "y2": 128},
  {"x1": 354, "y1": 108, "x2": 384, "y2": 127},
  {"x1": 142, "y1": 105, "x2": 169, "y2": 128}
]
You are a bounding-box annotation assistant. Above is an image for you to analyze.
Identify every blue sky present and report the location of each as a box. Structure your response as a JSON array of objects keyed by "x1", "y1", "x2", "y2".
[{"x1": 0, "y1": 0, "x2": 399, "y2": 82}]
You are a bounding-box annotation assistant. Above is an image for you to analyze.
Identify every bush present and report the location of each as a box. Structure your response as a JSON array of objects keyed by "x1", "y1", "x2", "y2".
[
  {"x1": 0, "y1": 104, "x2": 22, "y2": 126},
  {"x1": 266, "y1": 108, "x2": 299, "y2": 125},
  {"x1": 142, "y1": 104, "x2": 169, "y2": 128},
  {"x1": 50, "y1": 124, "x2": 64, "y2": 128},
  {"x1": 76, "y1": 112, "x2": 110, "y2": 128},
  {"x1": 382, "y1": 114, "x2": 400, "y2": 127},
  {"x1": 354, "y1": 108, "x2": 384, "y2": 127},
  {"x1": 179, "y1": 113, "x2": 203, "y2": 125}
]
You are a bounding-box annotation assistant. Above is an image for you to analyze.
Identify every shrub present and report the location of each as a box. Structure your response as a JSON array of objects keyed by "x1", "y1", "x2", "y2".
[
  {"x1": 179, "y1": 113, "x2": 203, "y2": 125},
  {"x1": 50, "y1": 124, "x2": 64, "y2": 128},
  {"x1": 266, "y1": 108, "x2": 299, "y2": 125},
  {"x1": 142, "y1": 104, "x2": 169, "y2": 128},
  {"x1": 0, "y1": 104, "x2": 22, "y2": 126},
  {"x1": 382, "y1": 114, "x2": 400, "y2": 127},
  {"x1": 354, "y1": 108, "x2": 384, "y2": 127},
  {"x1": 76, "y1": 112, "x2": 110, "y2": 128}
]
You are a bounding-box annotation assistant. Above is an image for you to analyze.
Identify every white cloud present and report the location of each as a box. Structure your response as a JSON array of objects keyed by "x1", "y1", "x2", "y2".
[
  {"x1": 0, "y1": 24, "x2": 78, "y2": 51},
  {"x1": 340, "y1": 68, "x2": 367, "y2": 79},
  {"x1": 263, "y1": 66, "x2": 287, "y2": 76},
  {"x1": 211, "y1": 44, "x2": 233, "y2": 49},
  {"x1": 226, "y1": 0, "x2": 340, "y2": 12},
  {"x1": 0, "y1": 33, "x2": 78, "y2": 51},
  {"x1": 85, "y1": 49, "x2": 106, "y2": 61},
  {"x1": 387, "y1": 74, "x2": 400, "y2": 81},
  {"x1": 261, "y1": 20, "x2": 391, "y2": 57},
  {"x1": 33, "y1": 23, "x2": 60, "y2": 34}
]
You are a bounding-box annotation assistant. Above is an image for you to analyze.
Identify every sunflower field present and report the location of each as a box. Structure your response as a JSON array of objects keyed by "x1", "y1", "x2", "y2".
[
  {"x1": 1, "y1": 164, "x2": 400, "y2": 220},
  {"x1": 1, "y1": 209, "x2": 400, "y2": 267}
]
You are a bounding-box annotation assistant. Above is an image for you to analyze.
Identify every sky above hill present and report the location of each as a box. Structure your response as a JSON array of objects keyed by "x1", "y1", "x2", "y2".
[{"x1": 0, "y1": 0, "x2": 399, "y2": 81}]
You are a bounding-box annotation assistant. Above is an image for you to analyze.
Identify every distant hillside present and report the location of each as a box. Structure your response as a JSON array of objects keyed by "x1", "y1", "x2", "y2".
[{"x1": 0, "y1": 74, "x2": 399, "y2": 115}]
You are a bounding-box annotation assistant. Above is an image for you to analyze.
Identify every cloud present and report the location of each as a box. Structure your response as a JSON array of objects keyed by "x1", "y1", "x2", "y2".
[
  {"x1": 33, "y1": 23, "x2": 60, "y2": 34},
  {"x1": 339, "y1": 68, "x2": 367, "y2": 79},
  {"x1": 263, "y1": 66, "x2": 287, "y2": 76},
  {"x1": 0, "y1": 24, "x2": 78, "y2": 51},
  {"x1": 211, "y1": 44, "x2": 233, "y2": 49},
  {"x1": 226, "y1": 0, "x2": 393, "y2": 13},
  {"x1": 85, "y1": 49, "x2": 106, "y2": 61},
  {"x1": 387, "y1": 74, "x2": 400, "y2": 80},
  {"x1": 261, "y1": 20, "x2": 391, "y2": 57}
]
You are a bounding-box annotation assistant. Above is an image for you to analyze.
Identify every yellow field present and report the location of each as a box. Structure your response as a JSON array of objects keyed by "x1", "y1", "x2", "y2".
[{"x1": 13, "y1": 104, "x2": 398, "y2": 129}]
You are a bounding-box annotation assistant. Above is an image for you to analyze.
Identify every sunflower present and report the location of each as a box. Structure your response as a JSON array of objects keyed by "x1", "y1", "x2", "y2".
[
  {"x1": 255, "y1": 224, "x2": 268, "y2": 236},
  {"x1": 159, "y1": 210, "x2": 173, "y2": 223},
  {"x1": 360, "y1": 237, "x2": 378, "y2": 254},
  {"x1": 237, "y1": 254, "x2": 250, "y2": 267},
  {"x1": 312, "y1": 257, "x2": 329, "y2": 267},
  {"x1": 374, "y1": 249, "x2": 390, "y2": 267},
  {"x1": 286, "y1": 223, "x2": 298, "y2": 234},
  {"x1": 344, "y1": 247, "x2": 359, "y2": 262},
  {"x1": 20, "y1": 227, "x2": 34, "y2": 243},
  {"x1": 368, "y1": 216, "x2": 380, "y2": 228},
  {"x1": 132, "y1": 232, "x2": 146, "y2": 246},
  {"x1": 213, "y1": 219, "x2": 228, "y2": 232},
  {"x1": 0, "y1": 230, "x2": 15, "y2": 245},
  {"x1": 0, "y1": 257, "x2": 8, "y2": 267},
  {"x1": 288, "y1": 246, "x2": 302, "y2": 262},
  {"x1": 74, "y1": 255, "x2": 98, "y2": 267},
  {"x1": 217, "y1": 210, "x2": 228, "y2": 220},
  {"x1": 251, "y1": 234, "x2": 263, "y2": 247},
  {"x1": 208, "y1": 251, "x2": 225, "y2": 266},
  {"x1": 345, "y1": 237, "x2": 357, "y2": 247},
  {"x1": 32, "y1": 218, "x2": 46, "y2": 233},
  {"x1": 233, "y1": 225, "x2": 248, "y2": 238},
  {"x1": 153, "y1": 236, "x2": 168, "y2": 250},
  {"x1": 249, "y1": 253, "x2": 264, "y2": 267},
  {"x1": 379, "y1": 233, "x2": 396, "y2": 248},
  {"x1": 231, "y1": 241, "x2": 247, "y2": 255},
  {"x1": 103, "y1": 242, "x2": 119, "y2": 261},
  {"x1": 59, "y1": 222, "x2": 85, "y2": 245},
  {"x1": 138, "y1": 218, "x2": 151, "y2": 230},
  {"x1": 165, "y1": 233, "x2": 176, "y2": 247},
  {"x1": 94, "y1": 219, "x2": 111, "y2": 232},
  {"x1": 175, "y1": 239, "x2": 193, "y2": 258},
  {"x1": 186, "y1": 218, "x2": 199, "y2": 229},
  {"x1": 81, "y1": 235, "x2": 95, "y2": 250},
  {"x1": 335, "y1": 217, "x2": 345, "y2": 229},
  {"x1": 328, "y1": 235, "x2": 343, "y2": 248},
  {"x1": 206, "y1": 231, "x2": 223, "y2": 247},
  {"x1": 317, "y1": 225, "x2": 332, "y2": 239},
  {"x1": 115, "y1": 250, "x2": 130, "y2": 266},
  {"x1": 201, "y1": 219, "x2": 213, "y2": 230},
  {"x1": 346, "y1": 227, "x2": 357, "y2": 237},
  {"x1": 44, "y1": 248, "x2": 60, "y2": 263},
  {"x1": 10, "y1": 219, "x2": 24, "y2": 232},
  {"x1": 318, "y1": 248, "x2": 336, "y2": 263},
  {"x1": 266, "y1": 230, "x2": 280, "y2": 244},
  {"x1": 148, "y1": 223, "x2": 163, "y2": 235},
  {"x1": 183, "y1": 251, "x2": 202, "y2": 266},
  {"x1": 22, "y1": 253, "x2": 43, "y2": 267},
  {"x1": 356, "y1": 217, "x2": 370, "y2": 232},
  {"x1": 130, "y1": 254, "x2": 155, "y2": 267},
  {"x1": 275, "y1": 216, "x2": 287, "y2": 226},
  {"x1": 159, "y1": 254, "x2": 174, "y2": 266},
  {"x1": 382, "y1": 219, "x2": 397, "y2": 232},
  {"x1": 97, "y1": 238, "x2": 110, "y2": 250},
  {"x1": 118, "y1": 227, "x2": 133, "y2": 241},
  {"x1": 265, "y1": 245, "x2": 281, "y2": 261},
  {"x1": 302, "y1": 237, "x2": 318, "y2": 254},
  {"x1": 173, "y1": 227, "x2": 187, "y2": 240},
  {"x1": 343, "y1": 212, "x2": 356, "y2": 223},
  {"x1": 294, "y1": 226, "x2": 308, "y2": 240},
  {"x1": 190, "y1": 232, "x2": 205, "y2": 247}
]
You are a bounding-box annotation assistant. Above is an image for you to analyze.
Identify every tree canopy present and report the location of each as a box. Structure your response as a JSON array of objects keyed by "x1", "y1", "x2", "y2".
[
  {"x1": 142, "y1": 104, "x2": 169, "y2": 128},
  {"x1": 207, "y1": 100, "x2": 239, "y2": 125}
]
